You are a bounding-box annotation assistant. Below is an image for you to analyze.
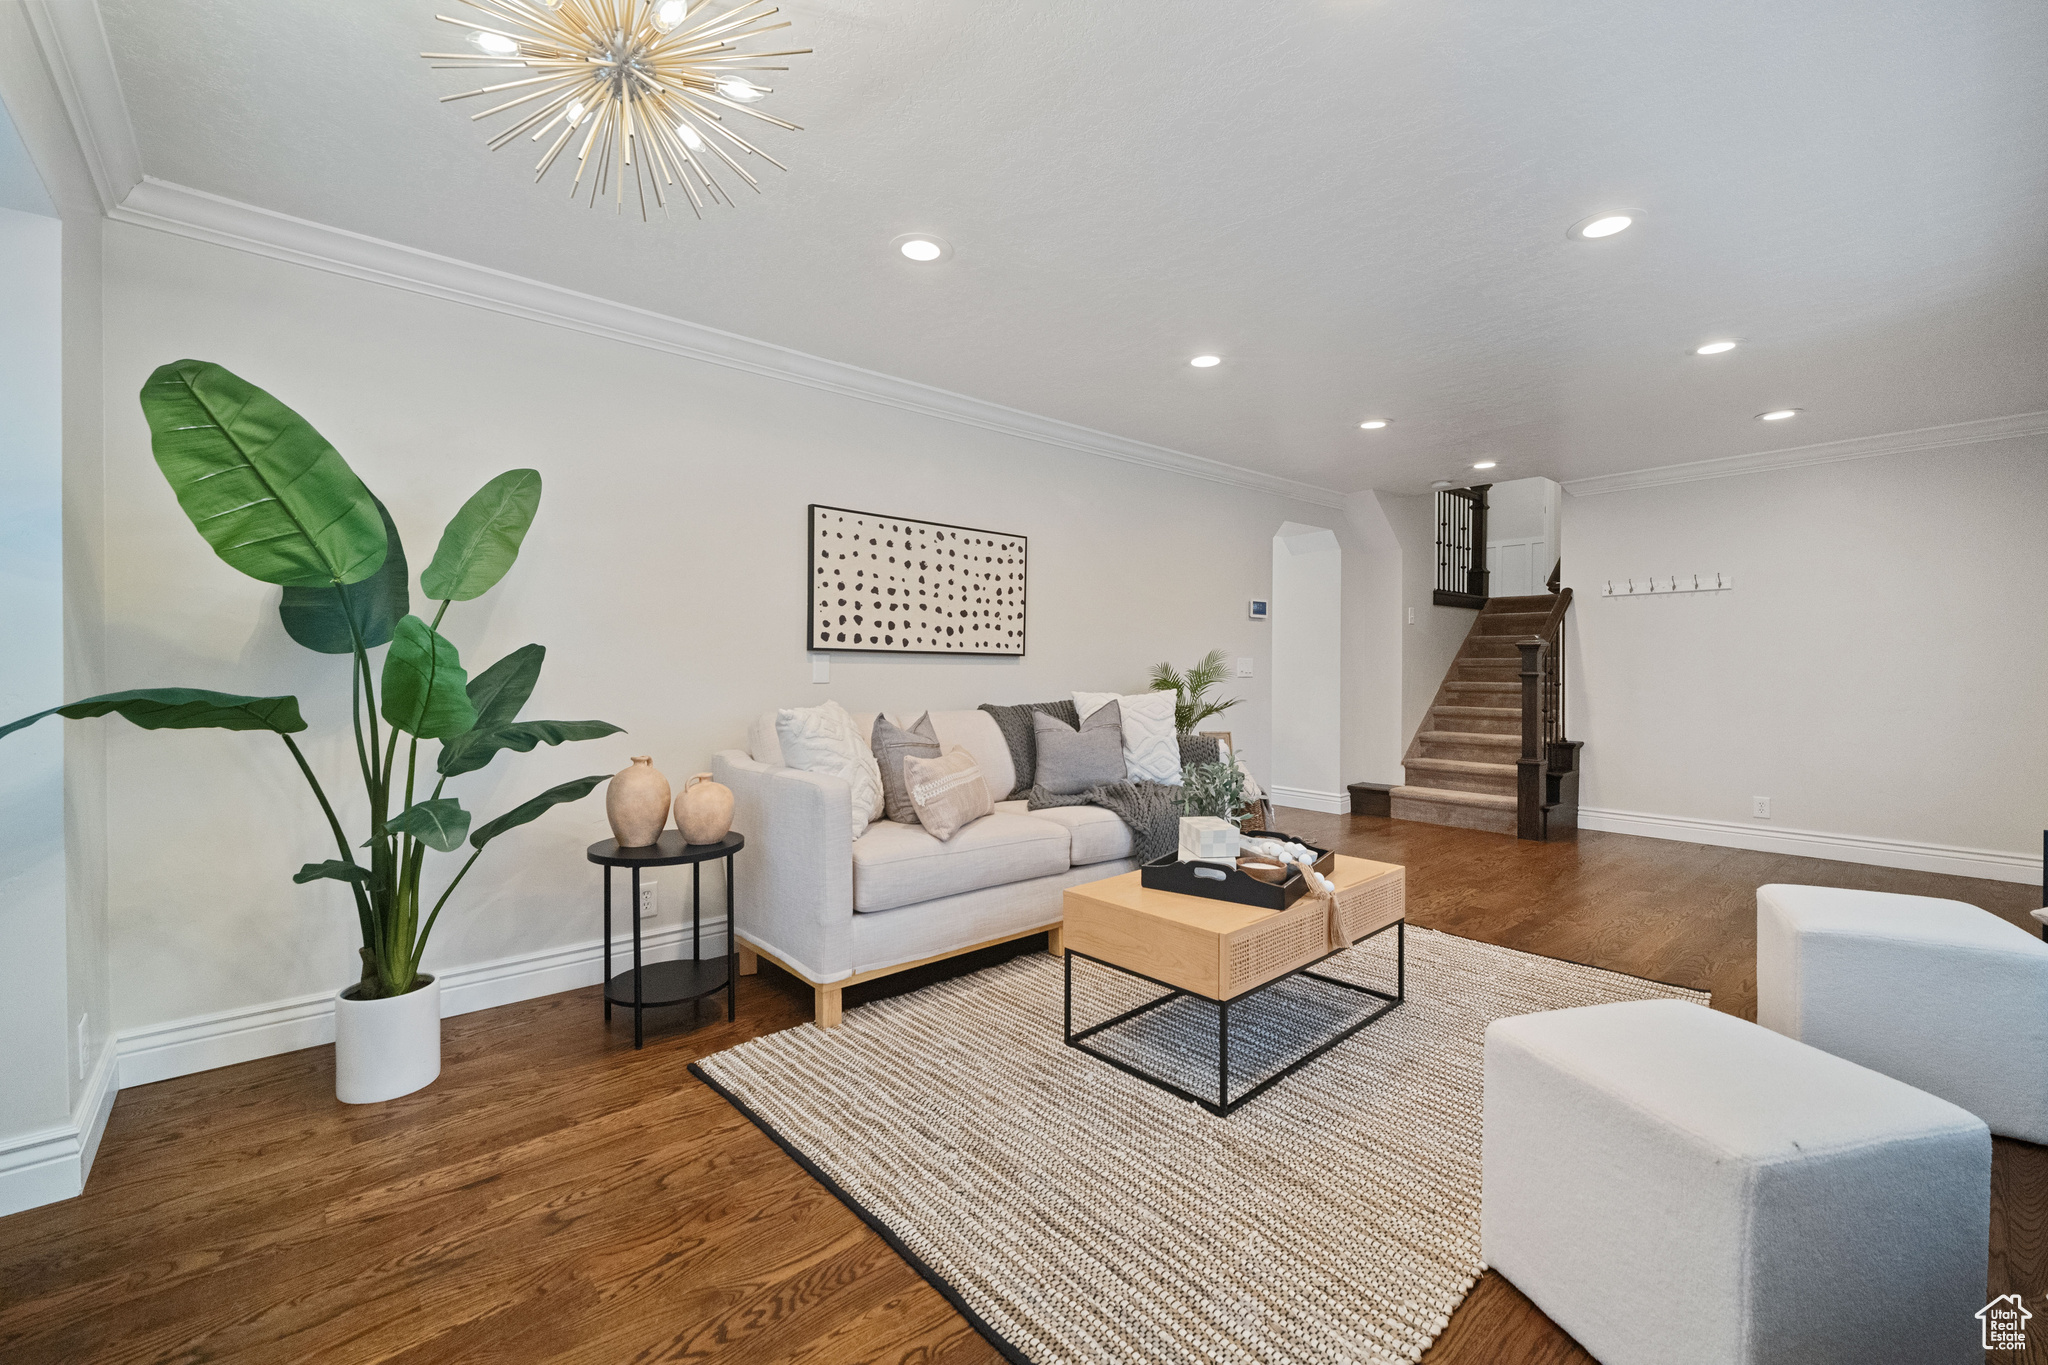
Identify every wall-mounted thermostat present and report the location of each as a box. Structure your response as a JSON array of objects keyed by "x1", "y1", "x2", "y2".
[{"x1": 1248, "y1": 599, "x2": 1269, "y2": 620}]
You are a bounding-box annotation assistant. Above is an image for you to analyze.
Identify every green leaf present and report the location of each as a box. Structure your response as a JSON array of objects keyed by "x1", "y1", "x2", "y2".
[
  {"x1": 294, "y1": 860, "x2": 371, "y2": 885},
  {"x1": 138, "y1": 360, "x2": 387, "y2": 587},
  {"x1": 277, "y1": 497, "x2": 410, "y2": 653},
  {"x1": 384, "y1": 798, "x2": 471, "y2": 853},
  {"x1": 380, "y1": 616, "x2": 477, "y2": 739},
  {"x1": 466, "y1": 644, "x2": 545, "y2": 731},
  {"x1": 470, "y1": 774, "x2": 608, "y2": 849},
  {"x1": 437, "y1": 719, "x2": 624, "y2": 779},
  {"x1": 420, "y1": 469, "x2": 542, "y2": 601},
  {"x1": 1, "y1": 688, "x2": 307, "y2": 742}
]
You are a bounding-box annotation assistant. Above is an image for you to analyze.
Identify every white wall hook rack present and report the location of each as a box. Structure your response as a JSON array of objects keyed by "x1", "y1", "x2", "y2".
[{"x1": 1602, "y1": 572, "x2": 1733, "y2": 597}]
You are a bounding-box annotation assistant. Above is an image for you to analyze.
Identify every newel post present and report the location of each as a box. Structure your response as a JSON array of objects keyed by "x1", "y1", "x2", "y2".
[{"x1": 1516, "y1": 637, "x2": 1547, "y2": 840}]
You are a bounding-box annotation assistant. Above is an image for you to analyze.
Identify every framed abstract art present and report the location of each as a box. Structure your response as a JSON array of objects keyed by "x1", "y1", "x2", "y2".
[{"x1": 808, "y1": 505, "x2": 1027, "y2": 656}]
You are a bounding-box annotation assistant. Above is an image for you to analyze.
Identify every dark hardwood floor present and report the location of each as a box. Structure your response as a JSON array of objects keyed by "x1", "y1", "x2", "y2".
[{"x1": 1, "y1": 814, "x2": 2039, "y2": 1364}]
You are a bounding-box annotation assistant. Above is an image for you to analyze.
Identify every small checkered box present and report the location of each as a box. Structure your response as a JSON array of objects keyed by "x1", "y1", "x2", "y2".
[{"x1": 1178, "y1": 816, "x2": 1241, "y2": 865}]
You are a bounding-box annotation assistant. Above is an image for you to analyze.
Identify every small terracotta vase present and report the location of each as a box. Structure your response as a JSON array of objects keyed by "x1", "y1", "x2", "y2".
[
  {"x1": 675, "y1": 772, "x2": 734, "y2": 845},
  {"x1": 606, "y1": 756, "x2": 671, "y2": 848}
]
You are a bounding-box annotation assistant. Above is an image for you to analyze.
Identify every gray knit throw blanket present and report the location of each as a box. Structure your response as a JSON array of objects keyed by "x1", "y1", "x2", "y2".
[{"x1": 1028, "y1": 781, "x2": 1183, "y2": 863}]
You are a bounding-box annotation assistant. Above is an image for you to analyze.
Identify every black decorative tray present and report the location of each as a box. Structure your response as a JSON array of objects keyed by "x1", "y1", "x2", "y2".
[{"x1": 1140, "y1": 852, "x2": 1309, "y2": 910}]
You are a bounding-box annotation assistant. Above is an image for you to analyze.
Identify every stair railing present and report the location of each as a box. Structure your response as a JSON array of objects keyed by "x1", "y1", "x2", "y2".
[
  {"x1": 1515, "y1": 588, "x2": 1574, "y2": 840},
  {"x1": 1431, "y1": 484, "x2": 1492, "y2": 608}
]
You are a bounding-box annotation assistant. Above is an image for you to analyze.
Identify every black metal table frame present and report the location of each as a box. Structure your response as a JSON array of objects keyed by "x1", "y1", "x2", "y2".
[
  {"x1": 1063, "y1": 919, "x2": 1405, "y2": 1117},
  {"x1": 591, "y1": 833, "x2": 743, "y2": 1048}
]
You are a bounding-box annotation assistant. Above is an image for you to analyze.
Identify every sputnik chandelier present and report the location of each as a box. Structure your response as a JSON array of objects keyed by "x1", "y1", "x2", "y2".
[{"x1": 422, "y1": 0, "x2": 809, "y2": 218}]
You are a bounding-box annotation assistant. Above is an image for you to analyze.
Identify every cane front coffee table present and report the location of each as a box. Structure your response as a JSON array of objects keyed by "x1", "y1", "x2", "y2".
[{"x1": 1059, "y1": 854, "x2": 1405, "y2": 1115}]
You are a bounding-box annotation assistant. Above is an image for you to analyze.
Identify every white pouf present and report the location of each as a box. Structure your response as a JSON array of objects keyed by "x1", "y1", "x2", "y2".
[
  {"x1": 1483, "y1": 999, "x2": 1988, "y2": 1365},
  {"x1": 1758, "y1": 883, "x2": 2048, "y2": 1142}
]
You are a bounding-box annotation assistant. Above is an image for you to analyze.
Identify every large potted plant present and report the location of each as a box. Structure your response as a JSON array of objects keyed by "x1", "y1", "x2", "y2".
[{"x1": 1, "y1": 360, "x2": 622, "y2": 1103}]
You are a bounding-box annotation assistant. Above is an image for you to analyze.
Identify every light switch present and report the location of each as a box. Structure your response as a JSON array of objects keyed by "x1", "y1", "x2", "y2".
[
  {"x1": 810, "y1": 653, "x2": 830, "y2": 684},
  {"x1": 1406, "y1": 607, "x2": 1416, "y2": 625},
  {"x1": 1236, "y1": 657, "x2": 1254, "y2": 679}
]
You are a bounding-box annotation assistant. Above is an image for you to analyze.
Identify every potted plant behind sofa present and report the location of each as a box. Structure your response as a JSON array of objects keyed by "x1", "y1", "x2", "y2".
[
  {"x1": 1148, "y1": 648, "x2": 1242, "y2": 737},
  {"x1": 0, "y1": 360, "x2": 622, "y2": 1103}
]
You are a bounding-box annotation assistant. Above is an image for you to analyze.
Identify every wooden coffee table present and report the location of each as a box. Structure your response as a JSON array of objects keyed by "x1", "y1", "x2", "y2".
[{"x1": 1059, "y1": 855, "x2": 1405, "y2": 1115}]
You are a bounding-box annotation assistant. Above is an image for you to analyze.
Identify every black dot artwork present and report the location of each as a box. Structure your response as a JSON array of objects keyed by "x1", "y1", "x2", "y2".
[{"x1": 810, "y1": 506, "x2": 1025, "y2": 656}]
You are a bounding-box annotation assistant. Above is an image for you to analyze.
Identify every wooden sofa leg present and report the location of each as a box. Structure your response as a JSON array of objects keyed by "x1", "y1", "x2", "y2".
[
  {"x1": 1046, "y1": 924, "x2": 1065, "y2": 957},
  {"x1": 814, "y1": 982, "x2": 843, "y2": 1029},
  {"x1": 737, "y1": 943, "x2": 758, "y2": 976}
]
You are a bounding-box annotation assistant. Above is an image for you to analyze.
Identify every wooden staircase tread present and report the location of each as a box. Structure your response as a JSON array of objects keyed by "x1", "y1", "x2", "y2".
[
  {"x1": 1418, "y1": 730, "x2": 1520, "y2": 746},
  {"x1": 1433, "y1": 705, "x2": 1520, "y2": 717},
  {"x1": 1407, "y1": 757, "x2": 1517, "y2": 774},
  {"x1": 1390, "y1": 785, "x2": 1518, "y2": 810}
]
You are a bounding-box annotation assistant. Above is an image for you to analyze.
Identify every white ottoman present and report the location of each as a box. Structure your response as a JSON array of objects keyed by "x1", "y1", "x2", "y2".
[
  {"x1": 1758, "y1": 883, "x2": 2048, "y2": 1142},
  {"x1": 1483, "y1": 999, "x2": 1988, "y2": 1365}
]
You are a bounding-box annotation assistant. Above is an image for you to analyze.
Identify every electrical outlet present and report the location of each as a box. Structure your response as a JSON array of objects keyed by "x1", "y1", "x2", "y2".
[
  {"x1": 810, "y1": 653, "x2": 830, "y2": 684},
  {"x1": 1236, "y1": 657, "x2": 1254, "y2": 679},
  {"x1": 77, "y1": 1015, "x2": 88, "y2": 1080},
  {"x1": 639, "y1": 880, "x2": 658, "y2": 919},
  {"x1": 1752, "y1": 797, "x2": 1771, "y2": 819}
]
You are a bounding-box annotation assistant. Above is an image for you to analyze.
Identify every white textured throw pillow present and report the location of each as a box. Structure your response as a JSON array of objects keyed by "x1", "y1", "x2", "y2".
[
  {"x1": 775, "y1": 699, "x2": 883, "y2": 840},
  {"x1": 1073, "y1": 688, "x2": 1183, "y2": 786}
]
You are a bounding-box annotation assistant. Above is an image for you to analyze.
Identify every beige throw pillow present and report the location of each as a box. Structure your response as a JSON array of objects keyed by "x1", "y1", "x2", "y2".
[{"x1": 904, "y1": 747, "x2": 993, "y2": 841}]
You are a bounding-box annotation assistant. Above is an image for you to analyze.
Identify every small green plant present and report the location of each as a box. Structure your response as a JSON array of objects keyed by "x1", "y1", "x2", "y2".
[
  {"x1": 0, "y1": 360, "x2": 622, "y2": 999},
  {"x1": 1148, "y1": 648, "x2": 1242, "y2": 737},
  {"x1": 1178, "y1": 760, "x2": 1249, "y2": 824}
]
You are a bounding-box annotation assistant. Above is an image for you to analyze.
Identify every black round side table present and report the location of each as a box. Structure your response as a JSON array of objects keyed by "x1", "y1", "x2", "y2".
[{"x1": 586, "y1": 830, "x2": 744, "y2": 1048}]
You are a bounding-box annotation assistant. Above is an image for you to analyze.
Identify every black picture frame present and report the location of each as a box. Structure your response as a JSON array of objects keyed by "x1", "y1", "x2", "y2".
[{"x1": 806, "y1": 504, "x2": 1028, "y2": 657}]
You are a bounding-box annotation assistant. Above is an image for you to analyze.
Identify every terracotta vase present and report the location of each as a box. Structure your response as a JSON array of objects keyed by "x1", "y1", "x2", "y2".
[
  {"x1": 606, "y1": 756, "x2": 671, "y2": 847},
  {"x1": 675, "y1": 772, "x2": 734, "y2": 845}
]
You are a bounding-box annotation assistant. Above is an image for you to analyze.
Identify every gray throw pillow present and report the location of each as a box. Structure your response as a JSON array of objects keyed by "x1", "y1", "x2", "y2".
[
  {"x1": 979, "y1": 699, "x2": 1081, "y2": 799},
  {"x1": 1031, "y1": 700, "x2": 1125, "y2": 796},
  {"x1": 872, "y1": 712, "x2": 943, "y2": 823}
]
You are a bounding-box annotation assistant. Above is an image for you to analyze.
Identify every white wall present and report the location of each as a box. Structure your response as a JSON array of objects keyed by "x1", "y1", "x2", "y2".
[
  {"x1": 1340, "y1": 491, "x2": 1404, "y2": 789},
  {"x1": 1565, "y1": 439, "x2": 2048, "y2": 881},
  {"x1": 1384, "y1": 491, "x2": 1474, "y2": 750},
  {"x1": 0, "y1": 19, "x2": 115, "y2": 1217},
  {"x1": 0, "y1": 205, "x2": 69, "y2": 1166},
  {"x1": 97, "y1": 222, "x2": 1384, "y2": 1073},
  {"x1": 1271, "y1": 523, "x2": 1342, "y2": 810}
]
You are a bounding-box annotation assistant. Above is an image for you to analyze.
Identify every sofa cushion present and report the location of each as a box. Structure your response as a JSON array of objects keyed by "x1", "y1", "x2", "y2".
[
  {"x1": 777, "y1": 700, "x2": 883, "y2": 839},
  {"x1": 848, "y1": 710, "x2": 1017, "y2": 803},
  {"x1": 1025, "y1": 803, "x2": 1134, "y2": 865},
  {"x1": 852, "y1": 811, "x2": 1070, "y2": 913},
  {"x1": 1033, "y1": 701, "x2": 1125, "y2": 795},
  {"x1": 872, "y1": 712, "x2": 943, "y2": 823},
  {"x1": 904, "y1": 747, "x2": 994, "y2": 841},
  {"x1": 978, "y1": 699, "x2": 1082, "y2": 798}
]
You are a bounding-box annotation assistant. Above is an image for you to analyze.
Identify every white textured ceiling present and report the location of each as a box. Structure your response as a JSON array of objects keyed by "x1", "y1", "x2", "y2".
[{"x1": 100, "y1": 0, "x2": 2048, "y2": 493}]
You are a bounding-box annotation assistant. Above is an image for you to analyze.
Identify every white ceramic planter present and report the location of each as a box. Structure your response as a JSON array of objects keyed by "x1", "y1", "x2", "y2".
[{"x1": 333, "y1": 975, "x2": 442, "y2": 1104}]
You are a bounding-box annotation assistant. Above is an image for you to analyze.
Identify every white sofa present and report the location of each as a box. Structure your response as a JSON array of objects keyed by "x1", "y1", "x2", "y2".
[{"x1": 712, "y1": 708, "x2": 1141, "y2": 1026}]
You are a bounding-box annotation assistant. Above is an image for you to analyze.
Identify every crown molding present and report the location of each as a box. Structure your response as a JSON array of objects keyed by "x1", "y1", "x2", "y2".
[
  {"x1": 20, "y1": 0, "x2": 140, "y2": 213},
  {"x1": 1563, "y1": 409, "x2": 2048, "y2": 498},
  {"x1": 108, "y1": 179, "x2": 1348, "y2": 508}
]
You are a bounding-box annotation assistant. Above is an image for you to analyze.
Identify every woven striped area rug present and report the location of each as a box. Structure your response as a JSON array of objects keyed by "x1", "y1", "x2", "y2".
[{"x1": 693, "y1": 927, "x2": 1706, "y2": 1364}]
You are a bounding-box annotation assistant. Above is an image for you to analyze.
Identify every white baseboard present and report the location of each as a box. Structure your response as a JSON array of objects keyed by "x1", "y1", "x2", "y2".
[
  {"x1": 116, "y1": 919, "x2": 728, "y2": 1089},
  {"x1": 0, "y1": 1037, "x2": 120, "y2": 1219},
  {"x1": 1270, "y1": 786, "x2": 1352, "y2": 815},
  {"x1": 1578, "y1": 807, "x2": 2043, "y2": 885}
]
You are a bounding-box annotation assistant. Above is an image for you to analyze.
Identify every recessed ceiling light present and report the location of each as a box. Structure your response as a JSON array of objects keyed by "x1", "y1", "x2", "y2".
[
  {"x1": 1190, "y1": 355, "x2": 1222, "y2": 368},
  {"x1": 891, "y1": 233, "x2": 952, "y2": 263},
  {"x1": 1472, "y1": 460, "x2": 1498, "y2": 470},
  {"x1": 1431, "y1": 480, "x2": 1457, "y2": 489},
  {"x1": 1567, "y1": 210, "x2": 1640, "y2": 241},
  {"x1": 1359, "y1": 419, "x2": 1390, "y2": 430},
  {"x1": 1758, "y1": 408, "x2": 1801, "y2": 421},
  {"x1": 1694, "y1": 340, "x2": 1739, "y2": 355}
]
